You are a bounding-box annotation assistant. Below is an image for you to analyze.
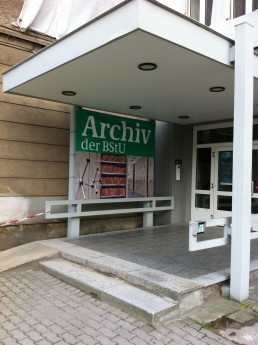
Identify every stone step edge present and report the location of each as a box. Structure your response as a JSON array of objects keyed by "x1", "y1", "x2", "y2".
[
  {"x1": 40, "y1": 258, "x2": 179, "y2": 326},
  {"x1": 59, "y1": 246, "x2": 201, "y2": 300}
]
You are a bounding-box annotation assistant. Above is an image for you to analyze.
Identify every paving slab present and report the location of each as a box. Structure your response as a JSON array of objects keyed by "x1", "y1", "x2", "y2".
[
  {"x1": 220, "y1": 325, "x2": 258, "y2": 345},
  {"x1": 247, "y1": 299, "x2": 258, "y2": 312},
  {"x1": 0, "y1": 242, "x2": 58, "y2": 272},
  {"x1": 61, "y1": 246, "x2": 144, "y2": 275},
  {"x1": 250, "y1": 283, "x2": 258, "y2": 300},
  {"x1": 40, "y1": 258, "x2": 122, "y2": 293},
  {"x1": 61, "y1": 246, "x2": 107, "y2": 261},
  {"x1": 126, "y1": 266, "x2": 201, "y2": 297},
  {"x1": 227, "y1": 309, "x2": 255, "y2": 324},
  {"x1": 38, "y1": 239, "x2": 75, "y2": 250},
  {"x1": 102, "y1": 283, "x2": 178, "y2": 326},
  {"x1": 187, "y1": 298, "x2": 241, "y2": 324},
  {"x1": 192, "y1": 269, "x2": 230, "y2": 286}
]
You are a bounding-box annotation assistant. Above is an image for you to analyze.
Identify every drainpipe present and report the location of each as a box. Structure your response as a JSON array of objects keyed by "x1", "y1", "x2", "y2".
[{"x1": 230, "y1": 22, "x2": 254, "y2": 301}]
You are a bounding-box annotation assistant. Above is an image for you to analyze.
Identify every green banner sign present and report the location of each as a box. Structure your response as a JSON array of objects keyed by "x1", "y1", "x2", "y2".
[{"x1": 76, "y1": 109, "x2": 155, "y2": 157}]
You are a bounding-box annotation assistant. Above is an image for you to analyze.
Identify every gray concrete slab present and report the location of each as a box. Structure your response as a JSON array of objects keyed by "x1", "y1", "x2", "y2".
[
  {"x1": 59, "y1": 245, "x2": 201, "y2": 297},
  {"x1": 220, "y1": 326, "x2": 258, "y2": 345},
  {"x1": 250, "y1": 281, "x2": 258, "y2": 301},
  {"x1": 65, "y1": 223, "x2": 258, "y2": 281},
  {"x1": 40, "y1": 259, "x2": 122, "y2": 293},
  {"x1": 125, "y1": 267, "x2": 201, "y2": 296},
  {"x1": 102, "y1": 284, "x2": 178, "y2": 326},
  {"x1": 192, "y1": 269, "x2": 230, "y2": 286},
  {"x1": 187, "y1": 298, "x2": 241, "y2": 323},
  {"x1": 39, "y1": 238, "x2": 75, "y2": 250},
  {"x1": 186, "y1": 285, "x2": 258, "y2": 345},
  {"x1": 0, "y1": 242, "x2": 58, "y2": 272},
  {"x1": 61, "y1": 246, "x2": 107, "y2": 263},
  {"x1": 40, "y1": 258, "x2": 179, "y2": 326},
  {"x1": 61, "y1": 246, "x2": 145, "y2": 275},
  {"x1": 227, "y1": 309, "x2": 255, "y2": 323}
]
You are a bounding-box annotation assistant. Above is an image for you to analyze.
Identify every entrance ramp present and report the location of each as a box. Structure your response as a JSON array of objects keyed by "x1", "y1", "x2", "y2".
[{"x1": 39, "y1": 239, "x2": 205, "y2": 326}]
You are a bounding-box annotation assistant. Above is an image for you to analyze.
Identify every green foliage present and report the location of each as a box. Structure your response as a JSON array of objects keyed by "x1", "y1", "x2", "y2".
[
  {"x1": 241, "y1": 301, "x2": 251, "y2": 309},
  {"x1": 192, "y1": 319, "x2": 211, "y2": 330}
]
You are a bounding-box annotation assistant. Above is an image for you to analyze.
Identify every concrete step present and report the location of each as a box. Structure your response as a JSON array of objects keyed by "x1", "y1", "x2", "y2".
[
  {"x1": 40, "y1": 258, "x2": 178, "y2": 326},
  {"x1": 38, "y1": 240, "x2": 203, "y2": 316},
  {"x1": 59, "y1": 246, "x2": 201, "y2": 304}
]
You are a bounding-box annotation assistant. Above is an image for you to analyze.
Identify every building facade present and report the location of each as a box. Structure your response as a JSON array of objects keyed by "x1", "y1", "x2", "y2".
[{"x1": 1, "y1": 0, "x2": 258, "y2": 253}]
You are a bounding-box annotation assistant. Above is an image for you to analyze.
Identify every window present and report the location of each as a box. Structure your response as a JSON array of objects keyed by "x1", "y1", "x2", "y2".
[
  {"x1": 233, "y1": 0, "x2": 246, "y2": 18},
  {"x1": 205, "y1": 0, "x2": 213, "y2": 26},
  {"x1": 189, "y1": 0, "x2": 256, "y2": 25},
  {"x1": 190, "y1": 0, "x2": 200, "y2": 20}
]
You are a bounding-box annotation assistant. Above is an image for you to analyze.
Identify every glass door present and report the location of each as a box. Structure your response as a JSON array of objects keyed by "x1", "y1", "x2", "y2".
[
  {"x1": 214, "y1": 147, "x2": 233, "y2": 218},
  {"x1": 191, "y1": 147, "x2": 214, "y2": 220},
  {"x1": 214, "y1": 146, "x2": 258, "y2": 218},
  {"x1": 192, "y1": 145, "x2": 233, "y2": 220},
  {"x1": 192, "y1": 124, "x2": 258, "y2": 221},
  {"x1": 192, "y1": 145, "x2": 258, "y2": 220}
]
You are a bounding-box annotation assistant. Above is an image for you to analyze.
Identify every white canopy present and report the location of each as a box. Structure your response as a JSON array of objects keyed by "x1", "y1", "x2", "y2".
[{"x1": 4, "y1": 0, "x2": 258, "y2": 124}]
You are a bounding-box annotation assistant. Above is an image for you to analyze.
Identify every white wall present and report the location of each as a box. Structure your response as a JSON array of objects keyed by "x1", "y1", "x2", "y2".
[
  {"x1": 0, "y1": 196, "x2": 66, "y2": 224},
  {"x1": 155, "y1": 121, "x2": 193, "y2": 224}
]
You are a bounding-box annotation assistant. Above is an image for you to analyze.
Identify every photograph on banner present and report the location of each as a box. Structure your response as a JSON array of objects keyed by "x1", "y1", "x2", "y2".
[{"x1": 75, "y1": 109, "x2": 155, "y2": 200}]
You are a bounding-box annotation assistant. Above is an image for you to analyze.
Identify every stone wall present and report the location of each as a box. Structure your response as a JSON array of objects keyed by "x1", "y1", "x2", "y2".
[
  {"x1": 0, "y1": 215, "x2": 143, "y2": 251},
  {"x1": 0, "y1": 29, "x2": 70, "y2": 223}
]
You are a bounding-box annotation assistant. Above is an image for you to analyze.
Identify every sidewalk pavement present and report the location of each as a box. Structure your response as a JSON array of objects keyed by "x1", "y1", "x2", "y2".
[
  {"x1": 0, "y1": 241, "x2": 258, "y2": 344},
  {"x1": 0, "y1": 264, "x2": 234, "y2": 345}
]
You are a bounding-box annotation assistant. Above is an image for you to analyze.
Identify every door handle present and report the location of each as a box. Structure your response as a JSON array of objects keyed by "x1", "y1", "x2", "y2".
[{"x1": 252, "y1": 181, "x2": 254, "y2": 195}]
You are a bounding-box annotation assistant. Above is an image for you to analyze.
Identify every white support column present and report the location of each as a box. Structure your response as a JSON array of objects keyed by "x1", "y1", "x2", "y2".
[
  {"x1": 230, "y1": 22, "x2": 254, "y2": 302},
  {"x1": 199, "y1": 0, "x2": 206, "y2": 24},
  {"x1": 67, "y1": 106, "x2": 80, "y2": 238},
  {"x1": 245, "y1": 0, "x2": 253, "y2": 14}
]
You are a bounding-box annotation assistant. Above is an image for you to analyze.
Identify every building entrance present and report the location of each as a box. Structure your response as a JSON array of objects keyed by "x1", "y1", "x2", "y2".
[{"x1": 191, "y1": 124, "x2": 258, "y2": 220}]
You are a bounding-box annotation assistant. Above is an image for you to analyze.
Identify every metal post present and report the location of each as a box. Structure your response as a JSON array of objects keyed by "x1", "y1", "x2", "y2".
[
  {"x1": 230, "y1": 22, "x2": 254, "y2": 301},
  {"x1": 67, "y1": 106, "x2": 80, "y2": 238},
  {"x1": 143, "y1": 201, "x2": 153, "y2": 227}
]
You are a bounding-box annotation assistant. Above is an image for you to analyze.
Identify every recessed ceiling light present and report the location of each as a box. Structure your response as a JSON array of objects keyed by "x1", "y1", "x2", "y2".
[
  {"x1": 138, "y1": 63, "x2": 157, "y2": 71},
  {"x1": 178, "y1": 115, "x2": 189, "y2": 119},
  {"x1": 129, "y1": 105, "x2": 142, "y2": 110},
  {"x1": 209, "y1": 86, "x2": 225, "y2": 92},
  {"x1": 62, "y1": 90, "x2": 77, "y2": 96}
]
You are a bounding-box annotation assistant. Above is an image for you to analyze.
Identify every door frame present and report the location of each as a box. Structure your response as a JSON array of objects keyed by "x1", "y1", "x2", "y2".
[
  {"x1": 191, "y1": 121, "x2": 258, "y2": 220},
  {"x1": 213, "y1": 146, "x2": 233, "y2": 218}
]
